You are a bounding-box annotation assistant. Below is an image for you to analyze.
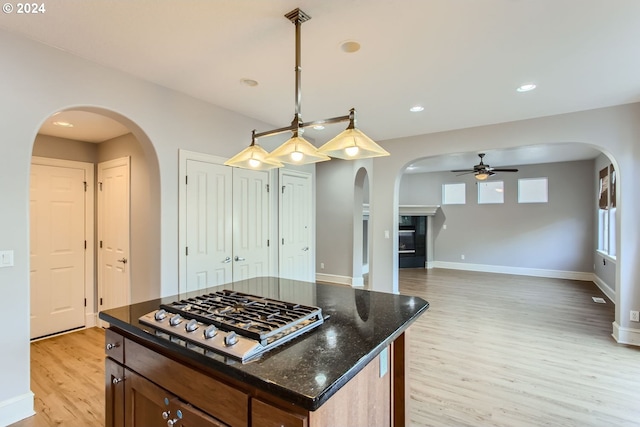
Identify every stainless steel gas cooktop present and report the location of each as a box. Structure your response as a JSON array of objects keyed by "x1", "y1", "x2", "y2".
[{"x1": 139, "y1": 289, "x2": 325, "y2": 362}]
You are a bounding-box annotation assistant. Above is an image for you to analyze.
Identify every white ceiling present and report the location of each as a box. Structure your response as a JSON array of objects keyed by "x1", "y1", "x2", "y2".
[{"x1": 3, "y1": 0, "x2": 638, "y2": 167}]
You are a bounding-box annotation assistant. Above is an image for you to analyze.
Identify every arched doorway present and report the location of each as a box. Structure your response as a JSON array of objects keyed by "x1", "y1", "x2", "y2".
[
  {"x1": 396, "y1": 143, "x2": 619, "y2": 320},
  {"x1": 29, "y1": 107, "x2": 160, "y2": 338}
]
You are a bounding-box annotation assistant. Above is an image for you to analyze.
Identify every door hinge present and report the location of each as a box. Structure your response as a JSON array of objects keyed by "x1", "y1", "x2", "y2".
[
  {"x1": 186, "y1": 246, "x2": 189, "y2": 256},
  {"x1": 185, "y1": 175, "x2": 188, "y2": 185},
  {"x1": 282, "y1": 185, "x2": 286, "y2": 194},
  {"x1": 83, "y1": 181, "x2": 88, "y2": 192},
  {"x1": 99, "y1": 297, "x2": 103, "y2": 306},
  {"x1": 84, "y1": 298, "x2": 87, "y2": 307},
  {"x1": 84, "y1": 240, "x2": 87, "y2": 250},
  {"x1": 266, "y1": 184, "x2": 269, "y2": 192},
  {"x1": 98, "y1": 182, "x2": 103, "y2": 191},
  {"x1": 267, "y1": 239, "x2": 270, "y2": 247},
  {"x1": 282, "y1": 238, "x2": 285, "y2": 245},
  {"x1": 100, "y1": 240, "x2": 103, "y2": 249}
]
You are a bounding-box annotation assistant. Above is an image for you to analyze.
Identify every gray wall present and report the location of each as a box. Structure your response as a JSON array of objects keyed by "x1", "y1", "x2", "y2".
[
  {"x1": 399, "y1": 160, "x2": 595, "y2": 272},
  {"x1": 32, "y1": 134, "x2": 98, "y2": 163}
]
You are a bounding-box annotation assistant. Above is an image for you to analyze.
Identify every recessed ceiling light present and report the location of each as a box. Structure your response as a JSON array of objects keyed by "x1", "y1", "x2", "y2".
[
  {"x1": 517, "y1": 83, "x2": 537, "y2": 92},
  {"x1": 240, "y1": 78, "x2": 259, "y2": 87},
  {"x1": 52, "y1": 121, "x2": 74, "y2": 128},
  {"x1": 409, "y1": 105, "x2": 424, "y2": 112},
  {"x1": 340, "y1": 41, "x2": 361, "y2": 53}
]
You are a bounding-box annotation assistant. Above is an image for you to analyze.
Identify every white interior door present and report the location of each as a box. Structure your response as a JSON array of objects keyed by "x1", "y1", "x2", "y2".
[
  {"x1": 30, "y1": 163, "x2": 87, "y2": 339},
  {"x1": 98, "y1": 157, "x2": 130, "y2": 311},
  {"x1": 279, "y1": 170, "x2": 313, "y2": 282},
  {"x1": 232, "y1": 168, "x2": 270, "y2": 281},
  {"x1": 185, "y1": 160, "x2": 233, "y2": 291}
]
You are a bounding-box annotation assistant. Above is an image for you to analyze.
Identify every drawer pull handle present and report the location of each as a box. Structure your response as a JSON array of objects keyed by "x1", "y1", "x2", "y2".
[
  {"x1": 166, "y1": 409, "x2": 183, "y2": 427},
  {"x1": 106, "y1": 343, "x2": 120, "y2": 351}
]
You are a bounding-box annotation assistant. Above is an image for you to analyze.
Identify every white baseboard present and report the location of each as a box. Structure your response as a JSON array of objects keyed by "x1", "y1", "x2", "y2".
[
  {"x1": 592, "y1": 275, "x2": 615, "y2": 303},
  {"x1": 86, "y1": 312, "x2": 98, "y2": 328},
  {"x1": 612, "y1": 322, "x2": 640, "y2": 346},
  {"x1": 432, "y1": 261, "x2": 593, "y2": 281},
  {"x1": 0, "y1": 392, "x2": 34, "y2": 426},
  {"x1": 425, "y1": 261, "x2": 434, "y2": 269},
  {"x1": 316, "y1": 273, "x2": 364, "y2": 287}
]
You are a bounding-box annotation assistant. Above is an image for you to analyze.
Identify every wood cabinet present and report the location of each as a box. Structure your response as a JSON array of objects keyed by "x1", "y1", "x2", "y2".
[
  {"x1": 105, "y1": 328, "x2": 399, "y2": 427},
  {"x1": 125, "y1": 369, "x2": 227, "y2": 427}
]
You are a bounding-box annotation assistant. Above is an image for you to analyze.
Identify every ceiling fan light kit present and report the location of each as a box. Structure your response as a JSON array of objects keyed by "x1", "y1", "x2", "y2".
[
  {"x1": 225, "y1": 8, "x2": 389, "y2": 170},
  {"x1": 451, "y1": 153, "x2": 518, "y2": 180}
]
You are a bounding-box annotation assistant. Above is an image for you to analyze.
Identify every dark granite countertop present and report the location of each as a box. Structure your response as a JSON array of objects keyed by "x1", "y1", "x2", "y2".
[{"x1": 99, "y1": 277, "x2": 429, "y2": 411}]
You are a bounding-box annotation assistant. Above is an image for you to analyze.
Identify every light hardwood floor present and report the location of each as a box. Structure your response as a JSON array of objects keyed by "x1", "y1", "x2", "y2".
[
  {"x1": 401, "y1": 269, "x2": 640, "y2": 427},
  {"x1": 11, "y1": 269, "x2": 640, "y2": 427},
  {"x1": 10, "y1": 327, "x2": 105, "y2": 427}
]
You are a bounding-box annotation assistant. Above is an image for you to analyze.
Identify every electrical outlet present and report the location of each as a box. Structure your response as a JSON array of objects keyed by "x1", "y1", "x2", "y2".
[
  {"x1": 320, "y1": 262, "x2": 325, "y2": 269},
  {"x1": 631, "y1": 311, "x2": 640, "y2": 322},
  {"x1": 461, "y1": 254, "x2": 465, "y2": 260}
]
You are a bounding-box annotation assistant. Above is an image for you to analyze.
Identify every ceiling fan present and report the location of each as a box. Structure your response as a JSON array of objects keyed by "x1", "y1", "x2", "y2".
[{"x1": 451, "y1": 153, "x2": 519, "y2": 180}]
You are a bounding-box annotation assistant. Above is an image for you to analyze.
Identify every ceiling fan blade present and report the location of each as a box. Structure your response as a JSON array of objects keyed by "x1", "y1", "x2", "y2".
[
  {"x1": 491, "y1": 168, "x2": 519, "y2": 172},
  {"x1": 455, "y1": 171, "x2": 476, "y2": 176},
  {"x1": 451, "y1": 169, "x2": 474, "y2": 173}
]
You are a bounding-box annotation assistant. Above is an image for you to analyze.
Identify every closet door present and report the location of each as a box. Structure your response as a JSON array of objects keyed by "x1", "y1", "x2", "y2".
[
  {"x1": 232, "y1": 168, "x2": 270, "y2": 282},
  {"x1": 185, "y1": 160, "x2": 233, "y2": 292},
  {"x1": 279, "y1": 170, "x2": 313, "y2": 282},
  {"x1": 30, "y1": 162, "x2": 87, "y2": 338}
]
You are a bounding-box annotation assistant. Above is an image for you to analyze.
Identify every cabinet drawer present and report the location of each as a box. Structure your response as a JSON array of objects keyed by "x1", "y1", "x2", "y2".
[
  {"x1": 251, "y1": 398, "x2": 307, "y2": 427},
  {"x1": 105, "y1": 328, "x2": 125, "y2": 363},
  {"x1": 124, "y1": 338, "x2": 248, "y2": 427}
]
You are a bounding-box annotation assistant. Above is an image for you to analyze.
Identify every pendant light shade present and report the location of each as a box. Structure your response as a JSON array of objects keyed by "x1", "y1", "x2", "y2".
[
  {"x1": 318, "y1": 109, "x2": 389, "y2": 160},
  {"x1": 267, "y1": 133, "x2": 330, "y2": 165},
  {"x1": 224, "y1": 131, "x2": 284, "y2": 170}
]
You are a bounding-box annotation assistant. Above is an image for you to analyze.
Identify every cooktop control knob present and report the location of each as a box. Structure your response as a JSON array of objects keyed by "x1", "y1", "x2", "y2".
[
  {"x1": 185, "y1": 319, "x2": 198, "y2": 333},
  {"x1": 154, "y1": 309, "x2": 167, "y2": 321},
  {"x1": 203, "y1": 325, "x2": 217, "y2": 339},
  {"x1": 224, "y1": 331, "x2": 239, "y2": 346},
  {"x1": 169, "y1": 314, "x2": 183, "y2": 327}
]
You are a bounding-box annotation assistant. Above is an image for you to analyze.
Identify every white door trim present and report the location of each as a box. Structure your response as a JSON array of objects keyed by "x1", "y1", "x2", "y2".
[{"x1": 30, "y1": 156, "x2": 95, "y2": 328}]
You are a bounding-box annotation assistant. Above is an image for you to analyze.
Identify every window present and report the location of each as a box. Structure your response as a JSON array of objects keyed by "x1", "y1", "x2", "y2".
[
  {"x1": 478, "y1": 181, "x2": 504, "y2": 204},
  {"x1": 442, "y1": 183, "x2": 465, "y2": 205},
  {"x1": 598, "y1": 164, "x2": 616, "y2": 257},
  {"x1": 518, "y1": 177, "x2": 548, "y2": 203}
]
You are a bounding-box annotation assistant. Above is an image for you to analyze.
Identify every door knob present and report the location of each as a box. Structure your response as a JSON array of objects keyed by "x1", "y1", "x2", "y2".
[
  {"x1": 222, "y1": 257, "x2": 232, "y2": 263},
  {"x1": 117, "y1": 258, "x2": 128, "y2": 264},
  {"x1": 301, "y1": 247, "x2": 309, "y2": 251},
  {"x1": 234, "y1": 256, "x2": 246, "y2": 261}
]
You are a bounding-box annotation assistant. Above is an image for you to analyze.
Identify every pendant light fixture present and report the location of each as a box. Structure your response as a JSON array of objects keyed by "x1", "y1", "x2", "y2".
[{"x1": 225, "y1": 8, "x2": 389, "y2": 170}]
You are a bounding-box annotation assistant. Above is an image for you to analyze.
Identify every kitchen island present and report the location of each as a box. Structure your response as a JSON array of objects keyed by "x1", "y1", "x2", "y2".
[{"x1": 99, "y1": 277, "x2": 429, "y2": 427}]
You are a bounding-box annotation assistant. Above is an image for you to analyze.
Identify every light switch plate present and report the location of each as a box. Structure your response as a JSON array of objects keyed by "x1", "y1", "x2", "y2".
[{"x1": 0, "y1": 250, "x2": 14, "y2": 268}]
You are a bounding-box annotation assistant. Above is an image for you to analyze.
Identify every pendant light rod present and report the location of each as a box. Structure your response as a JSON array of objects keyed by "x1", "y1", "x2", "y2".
[
  {"x1": 252, "y1": 9, "x2": 354, "y2": 141},
  {"x1": 286, "y1": 8, "x2": 309, "y2": 119},
  {"x1": 253, "y1": 113, "x2": 351, "y2": 139}
]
